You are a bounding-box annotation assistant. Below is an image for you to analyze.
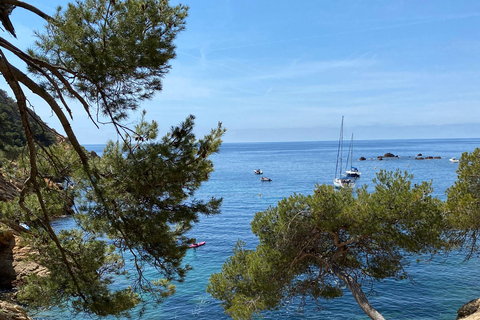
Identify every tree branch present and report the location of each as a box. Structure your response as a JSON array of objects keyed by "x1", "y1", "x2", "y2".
[
  {"x1": 0, "y1": 48, "x2": 88, "y2": 304},
  {"x1": 0, "y1": 36, "x2": 98, "y2": 125},
  {"x1": 2, "y1": 0, "x2": 54, "y2": 21}
]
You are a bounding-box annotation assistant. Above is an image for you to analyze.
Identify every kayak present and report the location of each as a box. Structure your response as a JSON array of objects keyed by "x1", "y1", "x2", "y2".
[{"x1": 189, "y1": 241, "x2": 206, "y2": 248}]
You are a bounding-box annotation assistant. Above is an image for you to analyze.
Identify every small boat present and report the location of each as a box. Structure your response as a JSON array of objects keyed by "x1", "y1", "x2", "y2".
[
  {"x1": 345, "y1": 167, "x2": 361, "y2": 178},
  {"x1": 254, "y1": 169, "x2": 263, "y2": 174},
  {"x1": 261, "y1": 177, "x2": 272, "y2": 181},
  {"x1": 449, "y1": 157, "x2": 459, "y2": 163},
  {"x1": 189, "y1": 241, "x2": 206, "y2": 248}
]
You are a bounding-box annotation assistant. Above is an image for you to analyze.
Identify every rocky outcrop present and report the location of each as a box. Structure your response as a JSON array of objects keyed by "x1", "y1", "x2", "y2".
[
  {"x1": 457, "y1": 298, "x2": 480, "y2": 320},
  {"x1": 383, "y1": 152, "x2": 397, "y2": 158},
  {"x1": 0, "y1": 231, "x2": 47, "y2": 289},
  {"x1": 0, "y1": 176, "x2": 19, "y2": 202},
  {"x1": 0, "y1": 232, "x2": 37, "y2": 320},
  {"x1": 0, "y1": 301, "x2": 33, "y2": 320}
]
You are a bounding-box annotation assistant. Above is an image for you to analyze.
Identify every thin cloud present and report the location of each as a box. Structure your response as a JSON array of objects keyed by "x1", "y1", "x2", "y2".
[{"x1": 207, "y1": 13, "x2": 480, "y2": 53}]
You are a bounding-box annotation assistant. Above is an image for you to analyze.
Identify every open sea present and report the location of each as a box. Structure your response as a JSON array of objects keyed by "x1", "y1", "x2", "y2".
[{"x1": 39, "y1": 138, "x2": 480, "y2": 319}]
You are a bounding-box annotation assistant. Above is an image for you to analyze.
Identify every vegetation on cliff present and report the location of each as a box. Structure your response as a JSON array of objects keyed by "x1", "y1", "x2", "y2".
[{"x1": 0, "y1": 89, "x2": 57, "y2": 160}]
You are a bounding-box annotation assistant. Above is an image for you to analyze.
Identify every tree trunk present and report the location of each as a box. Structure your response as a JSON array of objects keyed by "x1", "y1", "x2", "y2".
[{"x1": 331, "y1": 264, "x2": 386, "y2": 320}]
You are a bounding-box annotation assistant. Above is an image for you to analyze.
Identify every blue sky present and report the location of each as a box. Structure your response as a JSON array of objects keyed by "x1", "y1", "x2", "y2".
[{"x1": 4, "y1": 1, "x2": 480, "y2": 143}]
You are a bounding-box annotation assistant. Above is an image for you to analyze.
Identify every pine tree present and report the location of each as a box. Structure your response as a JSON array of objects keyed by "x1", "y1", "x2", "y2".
[
  {"x1": 0, "y1": 0, "x2": 225, "y2": 316},
  {"x1": 208, "y1": 170, "x2": 446, "y2": 320}
]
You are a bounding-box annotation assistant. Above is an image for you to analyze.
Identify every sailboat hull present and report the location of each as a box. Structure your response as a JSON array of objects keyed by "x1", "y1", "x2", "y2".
[{"x1": 333, "y1": 177, "x2": 355, "y2": 188}]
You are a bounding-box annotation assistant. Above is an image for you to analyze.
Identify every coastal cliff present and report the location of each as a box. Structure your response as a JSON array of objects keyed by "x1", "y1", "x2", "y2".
[
  {"x1": 0, "y1": 90, "x2": 65, "y2": 319},
  {"x1": 0, "y1": 231, "x2": 46, "y2": 320},
  {"x1": 0, "y1": 231, "x2": 47, "y2": 289},
  {"x1": 0, "y1": 301, "x2": 32, "y2": 320}
]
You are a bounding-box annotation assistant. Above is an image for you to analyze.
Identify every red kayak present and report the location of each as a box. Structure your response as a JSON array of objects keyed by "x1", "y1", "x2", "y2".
[{"x1": 189, "y1": 241, "x2": 206, "y2": 248}]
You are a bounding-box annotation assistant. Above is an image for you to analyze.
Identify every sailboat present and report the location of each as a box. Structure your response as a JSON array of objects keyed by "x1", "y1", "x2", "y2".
[
  {"x1": 345, "y1": 133, "x2": 361, "y2": 178},
  {"x1": 333, "y1": 116, "x2": 355, "y2": 189}
]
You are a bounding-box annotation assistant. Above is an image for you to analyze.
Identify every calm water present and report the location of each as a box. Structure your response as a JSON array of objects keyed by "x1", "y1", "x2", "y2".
[{"x1": 40, "y1": 138, "x2": 480, "y2": 319}]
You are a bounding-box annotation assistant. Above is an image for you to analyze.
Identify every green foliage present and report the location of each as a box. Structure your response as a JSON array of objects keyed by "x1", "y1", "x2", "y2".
[
  {"x1": 208, "y1": 170, "x2": 445, "y2": 319},
  {"x1": 76, "y1": 114, "x2": 224, "y2": 284},
  {"x1": 2, "y1": 115, "x2": 224, "y2": 316},
  {"x1": 446, "y1": 148, "x2": 480, "y2": 255},
  {"x1": 17, "y1": 228, "x2": 139, "y2": 317},
  {"x1": 0, "y1": 0, "x2": 226, "y2": 317},
  {"x1": 31, "y1": 0, "x2": 188, "y2": 122}
]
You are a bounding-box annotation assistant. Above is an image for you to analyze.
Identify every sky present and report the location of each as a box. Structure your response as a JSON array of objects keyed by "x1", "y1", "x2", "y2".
[{"x1": 3, "y1": 0, "x2": 480, "y2": 144}]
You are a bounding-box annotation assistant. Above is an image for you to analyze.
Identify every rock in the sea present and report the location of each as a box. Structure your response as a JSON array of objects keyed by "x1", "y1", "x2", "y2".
[
  {"x1": 457, "y1": 298, "x2": 480, "y2": 320},
  {"x1": 89, "y1": 150, "x2": 100, "y2": 159},
  {"x1": 0, "y1": 300, "x2": 33, "y2": 320},
  {"x1": 383, "y1": 153, "x2": 396, "y2": 158},
  {"x1": 358, "y1": 157, "x2": 366, "y2": 161}
]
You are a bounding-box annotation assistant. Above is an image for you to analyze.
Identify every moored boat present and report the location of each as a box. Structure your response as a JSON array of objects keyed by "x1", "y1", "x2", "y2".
[
  {"x1": 333, "y1": 116, "x2": 355, "y2": 188},
  {"x1": 261, "y1": 177, "x2": 272, "y2": 181},
  {"x1": 345, "y1": 133, "x2": 361, "y2": 178},
  {"x1": 346, "y1": 166, "x2": 361, "y2": 178}
]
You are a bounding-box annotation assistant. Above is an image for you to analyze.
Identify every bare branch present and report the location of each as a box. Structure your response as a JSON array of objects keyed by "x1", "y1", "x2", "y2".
[
  {"x1": 0, "y1": 36, "x2": 98, "y2": 126},
  {"x1": 0, "y1": 56, "x2": 91, "y2": 166},
  {"x1": 2, "y1": 0, "x2": 54, "y2": 21}
]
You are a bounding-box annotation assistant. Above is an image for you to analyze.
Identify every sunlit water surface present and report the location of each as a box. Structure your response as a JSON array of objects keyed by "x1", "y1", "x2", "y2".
[{"x1": 36, "y1": 138, "x2": 480, "y2": 319}]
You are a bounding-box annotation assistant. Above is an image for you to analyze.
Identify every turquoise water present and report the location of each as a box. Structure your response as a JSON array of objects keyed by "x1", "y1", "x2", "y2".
[{"x1": 40, "y1": 138, "x2": 480, "y2": 319}]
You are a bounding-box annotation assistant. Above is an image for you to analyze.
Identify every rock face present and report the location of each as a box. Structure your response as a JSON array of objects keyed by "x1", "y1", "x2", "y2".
[
  {"x1": 0, "y1": 231, "x2": 47, "y2": 289},
  {"x1": 458, "y1": 298, "x2": 480, "y2": 320},
  {"x1": 0, "y1": 176, "x2": 19, "y2": 203},
  {"x1": 0, "y1": 301, "x2": 33, "y2": 320}
]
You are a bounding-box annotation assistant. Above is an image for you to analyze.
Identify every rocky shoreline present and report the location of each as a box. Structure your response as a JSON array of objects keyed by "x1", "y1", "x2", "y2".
[
  {"x1": 0, "y1": 231, "x2": 46, "y2": 320},
  {"x1": 0, "y1": 300, "x2": 32, "y2": 320}
]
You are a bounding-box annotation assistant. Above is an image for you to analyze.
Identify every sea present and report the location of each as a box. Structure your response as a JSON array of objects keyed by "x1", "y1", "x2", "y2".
[{"x1": 37, "y1": 138, "x2": 480, "y2": 320}]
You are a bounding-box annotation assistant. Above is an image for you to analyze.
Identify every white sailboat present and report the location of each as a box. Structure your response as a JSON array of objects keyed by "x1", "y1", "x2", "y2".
[
  {"x1": 345, "y1": 133, "x2": 361, "y2": 178},
  {"x1": 333, "y1": 116, "x2": 355, "y2": 189}
]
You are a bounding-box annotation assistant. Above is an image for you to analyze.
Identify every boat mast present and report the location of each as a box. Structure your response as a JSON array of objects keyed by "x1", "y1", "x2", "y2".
[
  {"x1": 335, "y1": 116, "x2": 344, "y2": 179},
  {"x1": 345, "y1": 133, "x2": 353, "y2": 172},
  {"x1": 351, "y1": 133, "x2": 354, "y2": 169},
  {"x1": 347, "y1": 133, "x2": 353, "y2": 170}
]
